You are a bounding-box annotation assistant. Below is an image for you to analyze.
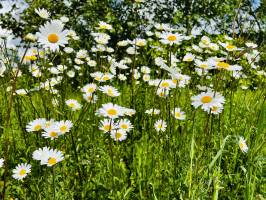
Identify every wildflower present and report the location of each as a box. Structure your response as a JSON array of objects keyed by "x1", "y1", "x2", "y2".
[
  {"x1": 118, "y1": 119, "x2": 133, "y2": 132},
  {"x1": 33, "y1": 147, "x2": 64, "y2": 167},
  {"x1": 97, "y1": 103, "x2": 124, "y2": 119},
  {"x1": 199, "y1": 36, "x2": 211, "y2": 48},
  {"x1": 154, "y1": 119, "x2": 167, "y2": 132},
  {"x1": 191, "y1": 91, "x2": 225, "y2": 111},
  {"x1": 26, "y1": 118, "x2": 46, "y2": 132},
  {"x1": 99, "y1": 85, "x2": 120, "y2": 97},
  {"x1": 97, "y1": 21, "x2": 113, "y2": 30},
  {"x1": 145, "y1": 109, "x2": 160, "y2": 115},
  {"x1": 110, "y1": 129, "x2": 127, "y2": 141},
  {"x1": 56, "y1": 120, "x2": 73, "y2": 134},
  {"x1": 65, "y1": 99, "x2": 82, "y2": 111},
  {"x1": 81, "y1": 83, "x2": 97, "y2": 94},
  {"x1": 12, "y1": 163, "x2": 31, "y2": 180},
  {"x1": 160, "y1": 32, "x2": 183, "y2": 45},
  {"x1": 172, "y1": 108, "x2": 186, "y2": 120},
  {"x1": 183, "y1": 53, "x2": 195, "y2": 62},
  {"x1": 214, "y1": 61, "x2": 242, "y2": 71},
  {"x1": 83, "y1": 93, "x2": 98, "y2": 103},
  {"x1": 239, "y1": 137, "x2": 248, "y2": 153},
  {"x1": 35, "y1": 8, "x2": 50, "y2": 19},
  {"x1": 99, "y1": 119, "x2": 116, "y2": 133},
  {"x1": 219, "y1": 41, "x2": 238, "y2": 51},
  {"x1": 0, "y1": 158, "x2": 4, "y2": 168},
  {"x1": 36, "y1": 20, "x2": 68, "y2": 51},
  {"x1": 42, "y1": 125, "x2": 61, "y2": 140}
]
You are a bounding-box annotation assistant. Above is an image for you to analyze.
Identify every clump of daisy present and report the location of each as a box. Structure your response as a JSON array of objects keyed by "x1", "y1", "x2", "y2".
[
  {"x1": 33, "y1": 147, "x2": 64, "y2": 167},
  {"x1": 239, "y1": 137, "x2": 248, "y2": 153},
  {"x1": 12, "y1": 163, "x2": 31, "y2": 180}
]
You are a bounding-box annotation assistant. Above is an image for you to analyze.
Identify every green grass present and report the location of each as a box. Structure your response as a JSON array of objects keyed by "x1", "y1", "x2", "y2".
[{"x1": 0, "y1": 79, "x2": 265, "y2": 199}]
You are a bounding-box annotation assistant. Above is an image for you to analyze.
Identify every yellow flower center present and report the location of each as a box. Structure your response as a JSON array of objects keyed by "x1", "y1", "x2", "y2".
[
  {"x1": 87, "y1": 87, "x2": 95, "y2": 93},
  {"x1": 167, "y1": 35, "x2": 177, "y2": 42},
  {"x1": 48, "y1": 157, "x2": 57, "y2": 166},
  {"x1": 34, "y1": 124, "x2": 42, "y2": 131},
  {"x1": 50, "y1": 131, "x2": 58, "y2": 137},
  {"x1": 202, "y1": 39, "x2": 209, "y2": 45},
  {"x1": 107, "y1": 89, "x2": 114, "y2": 96},
  {"x1": 200, "y1": 64, "x2": 208, "y2": 69},
  {"x1": 172, "y1": 79, "x2": 177, "y2": 84},
  {"x1": 102, "y1": 76, "x2": 110, "y2": 81},
  {"x1": 19, "y1": 169, "x2": 26, "y2": 176},
  {"x1": 211, "y1": 106, "x2": 218, "y2": 111},
  {"x1": 121, "y1": 124, "x2": 128, "y2": 129},
  {"x1": 136, "y1": 41, "x2": 145, "y2": 46},
  {"x1": 158, "y1": 124, "x2": 162, "y2": 129},
  {"x1": 239, "y1": 142, "x2": 244, "y2": 150},
  {"x1": 60, "y1": 125, "x2": 67, "y2": 133},
  {"x1": 175, "y1": 112, "x2": 181, "y2": 118},
  {"x1": 161, "y1": 82, "x2": 170, "y2": 88},
  {"x1": 48, "y1": 33, "x2": 59, "y2": 43},
  {"x1": 116, "y1": 132, "x2": 122, "y2": 140},
  {"x1": 226, "y1": 44, "x2": 236, "y2": 50},
  {"x1": 186, "y1": 57, "x2": 193, "y2": 61},
  {"x1": 95, "y1": 77, "x2": 101, "y2": 81},
  {"x1": 107, "y1": 108, "x2": 117, "y2": 116},
  {"x1": 68, "y1": 102, "x2": 75, "y2": 108},
  {"x1": 103, "y1": 124, "x2": 111, "y2": 131},
  {"x1": 201, "y1": 96, "x2": 213, "y2": 103},
  {"x1": 217, "y1": 62, "x2": 230, "y2": 69}
]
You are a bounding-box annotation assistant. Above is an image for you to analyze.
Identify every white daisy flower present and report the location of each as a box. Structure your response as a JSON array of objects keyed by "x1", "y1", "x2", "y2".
[
  {"x1": 99, "y1": 119, "x2": 117, "y2": 133},
  {"x1": 97, "y1": 103, "x2": 124, "y2": 119},
  {"x1": 154, "y1": 119, "x2": 167, "y2": 132},
  {"x1": 191, "y1": 91, "x2": 225, "y2": 111},
  {"x1": 33, "y1": 147, "x2": 64, "y2": 167},
  {"x1": 0, "y1": 158, "x2": 4, "y2": 168},
  {"x1": 56, "y1": 120, "x2": 73, "y2": 134},
  {"x1": 183, "y1": 53, "x2": 195, "y2": 62},
  {"x1": 172, "y1": 108, "x2": 186, "y2": 120},
  {"x1": 82, "y1": 93, "x2": 98, "y2": 103},
  {"x1": 118, "y1": 119, "x2": 134, "y2": 132},
  {"x1": 145, "y1": 109, "x2": 160, "y2": 115},
  {"x1": 65, "y1": 99, "x2": 82, "y2": 111},
  {"x1": 12, "y1": 163, "x2": 31, "y2": 180},
  {"x1": 42, "y1": 125, "x2": 61, "y2": 140},
  {"x1": 97, "y1": 21, "x2": 113, "y2": 30},
  {"x1": 35, "y1": 8, "x2": 50, "y2": 19},
  {"x1": 36, "y1": 20, "x2": 69, "y2": 51},
  {"x1": 99, "y1": 85, "x2": 120, "y2": 97},
  {"x1": 218, "y1": 41, "x2": 238, "y2": 51},
  {"x1": 160, "y1": 32, "x2": 183, "y2": 45},
  {"x1": 81, "y1": 83, "x2": 97, "y2": 94},
  {"x1": 44, "y1": 149, "x2": 64, "y2": 167},
  {"x1": 239, "y1": 137, "x2": 248, "y2": 153},
  {"x1": 110, "y1": 129, "x2": 127, "y2": 141},
  {"x1": 26, "y1": 118, "x2": 46, "y2": 132}
]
